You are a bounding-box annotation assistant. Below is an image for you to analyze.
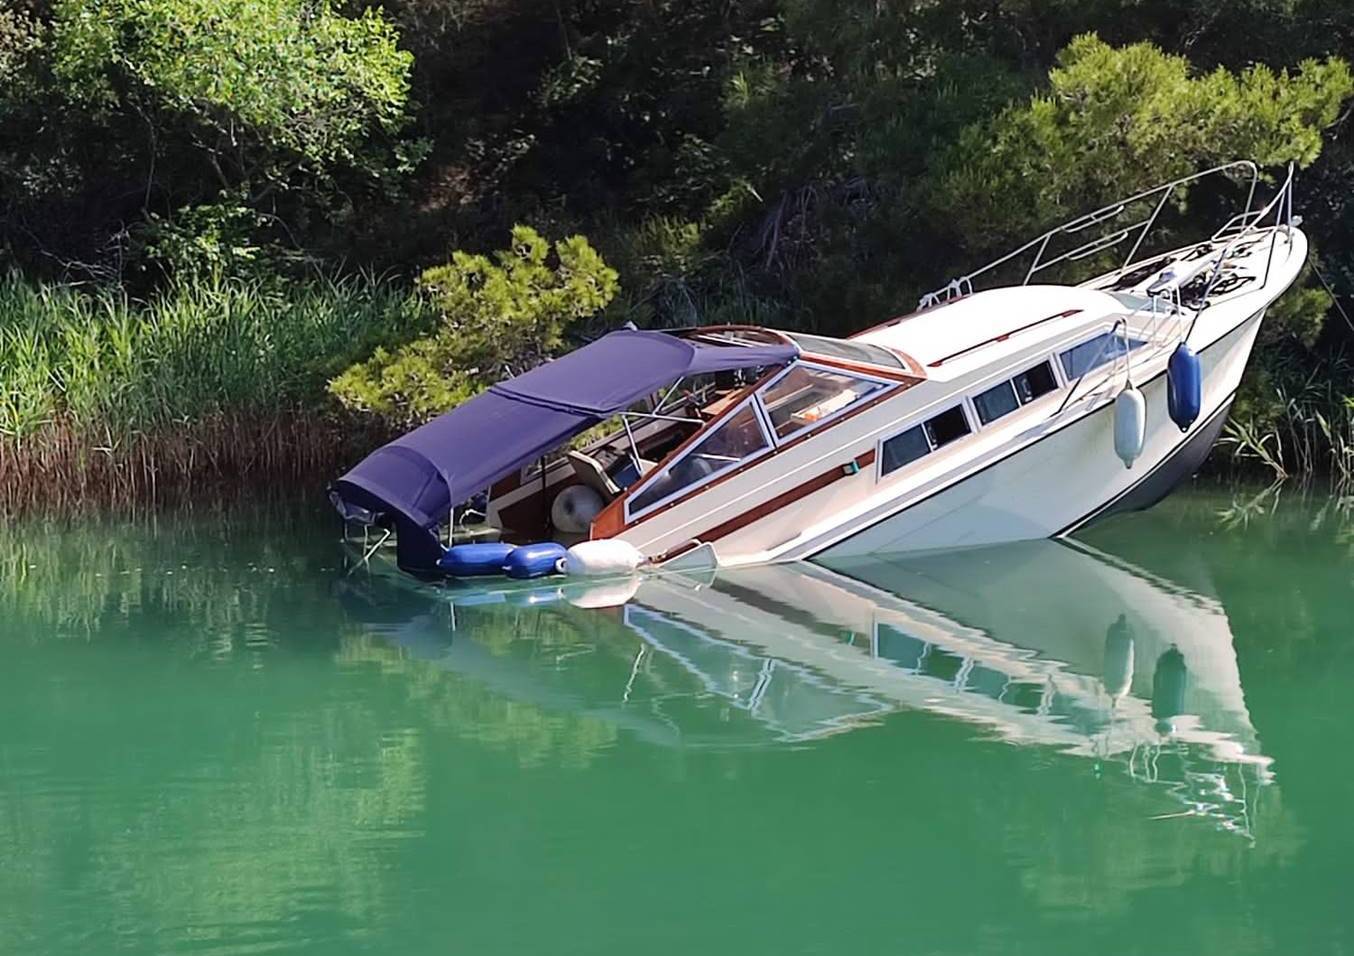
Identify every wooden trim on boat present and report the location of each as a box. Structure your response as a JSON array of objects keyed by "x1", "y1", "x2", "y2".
[
  {"x1": 593, "y1": 381, "x2": 909, "y2": 538},
  {"x1": 890, "y1": 349, "x2": 928, "y2": 378},
  {"x1": 809, "y1": 353, "x2": 926, "y2": 382},
  {"x1": 654, "y1": 538, "x2": 705, "y2": 563},
  {"x1": 671, "y1": 448, "x2": 877, "y2": 553},
  {"x1": 680, "y1": 323, "x2": 925, "y2": 379},
  {"x1": 679, "y1": 324, "x2": 795, "y2": 346}
]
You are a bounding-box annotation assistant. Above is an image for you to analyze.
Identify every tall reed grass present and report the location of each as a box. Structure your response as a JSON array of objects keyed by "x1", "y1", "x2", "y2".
[
  {"x1": 0, "y1": 273, "x2": 431, "y2": 513},
  {"x1": 1220, "y1": 348, "x2": 1354, "y2": 484}
]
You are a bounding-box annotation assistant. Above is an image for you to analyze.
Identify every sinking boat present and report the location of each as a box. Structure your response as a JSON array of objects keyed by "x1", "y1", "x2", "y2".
[{"x1": 331, "y1": 162, "x2": 1305, "y2": 576}]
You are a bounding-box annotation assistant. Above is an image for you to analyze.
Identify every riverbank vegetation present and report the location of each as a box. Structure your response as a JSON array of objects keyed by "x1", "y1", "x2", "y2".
[
  {"x1": 0, "y1": 273, "x2": 428, "y2": 511},
  {"x1": 4, "y1": 0, "x2": 1354, "y2": 510}
]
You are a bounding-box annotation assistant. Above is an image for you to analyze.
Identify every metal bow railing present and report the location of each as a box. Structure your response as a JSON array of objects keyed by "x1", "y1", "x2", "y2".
[{"x1": 918, "y1": 160, "x2": 1296, "y2": 312}]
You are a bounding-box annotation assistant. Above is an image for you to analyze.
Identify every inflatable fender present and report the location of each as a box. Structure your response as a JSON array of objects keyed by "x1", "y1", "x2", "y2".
[
  {"x1": 561, "y1": 540, "x2": 644, "y2": 577},
  {"x1": 1167, "y1": 343, "x2": 1201, "y2": 432},
  {"x1": 551, "y1": 484, "x2": 605, "y2": 535},
  {"x1": 504, "y1": 542, "x2": 569, "y2": 580},
  {"x1": 1113, "y1": 384, "x2": 1146, "y2": 468},
  {"x1": 438, "y1": 542, "x2": 514, "y2": 577}
]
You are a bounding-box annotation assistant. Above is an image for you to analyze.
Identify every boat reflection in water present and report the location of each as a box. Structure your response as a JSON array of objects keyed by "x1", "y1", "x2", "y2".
[{"x1": 338, "y1": 536, "x2": 1271, "y2": 836}]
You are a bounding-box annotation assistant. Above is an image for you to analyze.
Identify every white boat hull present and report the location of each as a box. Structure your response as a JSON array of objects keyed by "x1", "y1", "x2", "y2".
[{"x1": 807, "y1": 310, "x2": 1262, "y2": 560}]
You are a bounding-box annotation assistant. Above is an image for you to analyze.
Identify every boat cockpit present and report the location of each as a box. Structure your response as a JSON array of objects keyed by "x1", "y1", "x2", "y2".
[{"x1": 484, "y1": 327, "x2": 924, "y2": 544}]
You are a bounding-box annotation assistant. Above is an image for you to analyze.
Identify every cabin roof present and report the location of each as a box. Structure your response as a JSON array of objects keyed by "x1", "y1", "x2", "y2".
[{"x1": 852, "y1": 285, "x2": 1121, "y2": 370}]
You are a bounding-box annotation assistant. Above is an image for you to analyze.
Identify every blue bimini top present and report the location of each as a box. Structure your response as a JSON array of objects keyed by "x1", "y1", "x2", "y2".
[{"x1": 330, "y1": 330, "x2": 797, "y2": 552}]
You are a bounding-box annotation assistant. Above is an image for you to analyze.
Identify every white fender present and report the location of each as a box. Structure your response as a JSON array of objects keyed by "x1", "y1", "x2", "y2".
[
  {"x1": 550, "y1": 484, "x2": 605, "y2": 534},
  {"x1": 561, "y1": 539, "x2": 644, "y2": 577},
  {"x1": 1113, "y1": 385, "x2": 1146, "y2": 469}
]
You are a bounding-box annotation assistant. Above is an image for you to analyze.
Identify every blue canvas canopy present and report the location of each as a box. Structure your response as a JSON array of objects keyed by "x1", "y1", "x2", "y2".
[{"x1": 331, "y1": 330, "x2": 796, "y2": 570}]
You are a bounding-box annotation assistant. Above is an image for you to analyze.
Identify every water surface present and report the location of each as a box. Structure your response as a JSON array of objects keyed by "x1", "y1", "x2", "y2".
[{"x1": 2, "y1": 485, "x2": 1352, "y2": 954}]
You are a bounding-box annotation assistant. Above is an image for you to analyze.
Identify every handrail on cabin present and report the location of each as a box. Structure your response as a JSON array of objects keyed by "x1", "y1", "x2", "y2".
[{"x1": 917, "y1": 160, "x2": 1293, "y2": 310}]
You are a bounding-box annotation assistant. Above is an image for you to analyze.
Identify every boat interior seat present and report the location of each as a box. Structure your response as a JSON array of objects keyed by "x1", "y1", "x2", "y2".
[
  {"x1": 568, "y1": 450, "x2": 619, "y2": 500},
  {"x1": 569, "y1": 450, "x2": 655, "y2": 501}
]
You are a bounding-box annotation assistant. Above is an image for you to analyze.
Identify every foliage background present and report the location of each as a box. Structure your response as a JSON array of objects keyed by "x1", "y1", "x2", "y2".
[{"x1": 3, "y1": 0, "x2": 1354, "y2": 492}]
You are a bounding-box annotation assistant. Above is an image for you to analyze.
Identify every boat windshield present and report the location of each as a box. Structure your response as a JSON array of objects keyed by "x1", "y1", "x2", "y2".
[
  {"x1": 784, "y1": 333, "x2": 907, "y2": 370},
  {"x1": 626, "y1": 399, "x2": 772, "y2": 518},
  {"x1": 758, "y1": 365, "x2": 888, "y2": 440}
]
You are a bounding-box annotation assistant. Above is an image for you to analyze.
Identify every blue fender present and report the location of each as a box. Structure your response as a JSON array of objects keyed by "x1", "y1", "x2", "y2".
[
  {"x1": 504, "y1": 542, "x2": 568, "y2": 580},
  {"x1": 437, "y1": 542, "x2": 515, "y2": 577},
  {"x1": 1167, "y1": 344, "x2": 1201, "y2": 432}
]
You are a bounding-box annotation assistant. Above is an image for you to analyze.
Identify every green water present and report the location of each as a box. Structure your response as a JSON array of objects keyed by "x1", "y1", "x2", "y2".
[{"x1": 2, "y1": 486, "x2": 1352, "y2": 955}]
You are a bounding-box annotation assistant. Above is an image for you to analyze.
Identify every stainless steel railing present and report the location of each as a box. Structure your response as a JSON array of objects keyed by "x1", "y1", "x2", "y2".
[{"x1": 917, "y1": 160, "x2": 1298, "y2": 311}]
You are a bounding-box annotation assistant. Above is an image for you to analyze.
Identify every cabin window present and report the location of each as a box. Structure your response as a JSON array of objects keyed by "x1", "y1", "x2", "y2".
[
  {"x1": 974, "y1": 360, "x2": 1061, "y2": 426},
  {"x1": 879, "y1": 426, "x2": 929, "y2": 475},
  {"x1": 973, "y1": 381, "x2": 1019, "y2": 425},
  {"x1": 626, "y1": 400, "x2": 771, "y2": 516},
  {"x1": 1060, "y1": 331, "x2": 1146, "y2": 379},
  {"x1": 925, "y1": 405, "x2": 971, "y2": 449},
  {"x1": 1013, "y1": 361, "x2": 1058, "y2": 403},
  {"x1": 880, "y1": 404, "x2": 972, "y2": 477},
  {"x1": 758, "y1": 364, "x2": 887, "y2": 441}
]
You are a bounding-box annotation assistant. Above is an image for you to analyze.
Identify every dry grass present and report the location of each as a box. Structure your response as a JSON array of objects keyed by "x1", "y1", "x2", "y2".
[{"x1": 0, "y1": 414, "x2": 391, "y2": 515}]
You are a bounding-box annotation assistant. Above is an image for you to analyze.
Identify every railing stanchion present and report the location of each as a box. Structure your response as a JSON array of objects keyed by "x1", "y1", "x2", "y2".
[
  {"x1": 1122, "y1": 184, "x2": 1174, "y2": 273},
  {"x1": 1024, "y1": 234, "x2": 1052, "y2": 285}
]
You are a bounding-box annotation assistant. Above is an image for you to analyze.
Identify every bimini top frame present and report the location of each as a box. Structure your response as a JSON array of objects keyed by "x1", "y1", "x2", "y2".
[{"x1": 918, "y1": 160, "x2": 1296, "y2": 310}]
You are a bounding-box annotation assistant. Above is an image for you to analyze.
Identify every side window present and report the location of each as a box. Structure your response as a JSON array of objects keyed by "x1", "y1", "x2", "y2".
[
  {"x1": 758, "y1": 365, "x2": 886, "y2": 441},
  {"x1": 627, "y1": 401, "x2": 770, "y2": 516},
  {"x1": 975, "y1": 360, "x2": 1061, "y2": 426},
  {"x1": 973, "y1": 381, "x2": 1019, "y2": 425},
  {"x1": 880, "y1": 426, "x2": 929, "y2": 475},
  {"x1": 880, "y1": 405, "x2": 971, "y2": 477},
  {"x1": 1060, "y1": 332, "x2": 1146, "y2": 379},
  {"x1": 1013, "y1": 361, "x2": 1058, "y2": 403},
  {"x1": 924, "y1": 406, "x2": 970, "y2": 449}
]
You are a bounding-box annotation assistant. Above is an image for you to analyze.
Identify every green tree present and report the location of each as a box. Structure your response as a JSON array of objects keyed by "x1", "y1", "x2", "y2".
[
  {"x1": 329, "y1": 226, "x2": 619, "y2": 427},
  {"x1": 0, "y1": 0, "x2": 419, "y2": 280},
  {"x1": 50, "y1": 0, "x2": 418, "y2": 200},
  {"x1": 0, "y1": 7, "x2": 41, "y2": 95},
  {"x1": 927, "y1": 34, "x2": 1353, "y2": 251}
]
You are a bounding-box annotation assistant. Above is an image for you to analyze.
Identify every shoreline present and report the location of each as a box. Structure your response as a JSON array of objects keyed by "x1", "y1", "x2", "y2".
[
  {"x1": 0, "y1": 413, "x2": 390, "y2": 518},
  {"x1": 0, "y1": 418, "x2": 1334, "y2": 522}
]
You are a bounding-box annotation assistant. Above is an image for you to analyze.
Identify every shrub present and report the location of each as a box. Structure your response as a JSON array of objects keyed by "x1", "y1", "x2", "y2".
[{"x1": 329, "y1": 226, "x2": 619, "y2": 428}]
